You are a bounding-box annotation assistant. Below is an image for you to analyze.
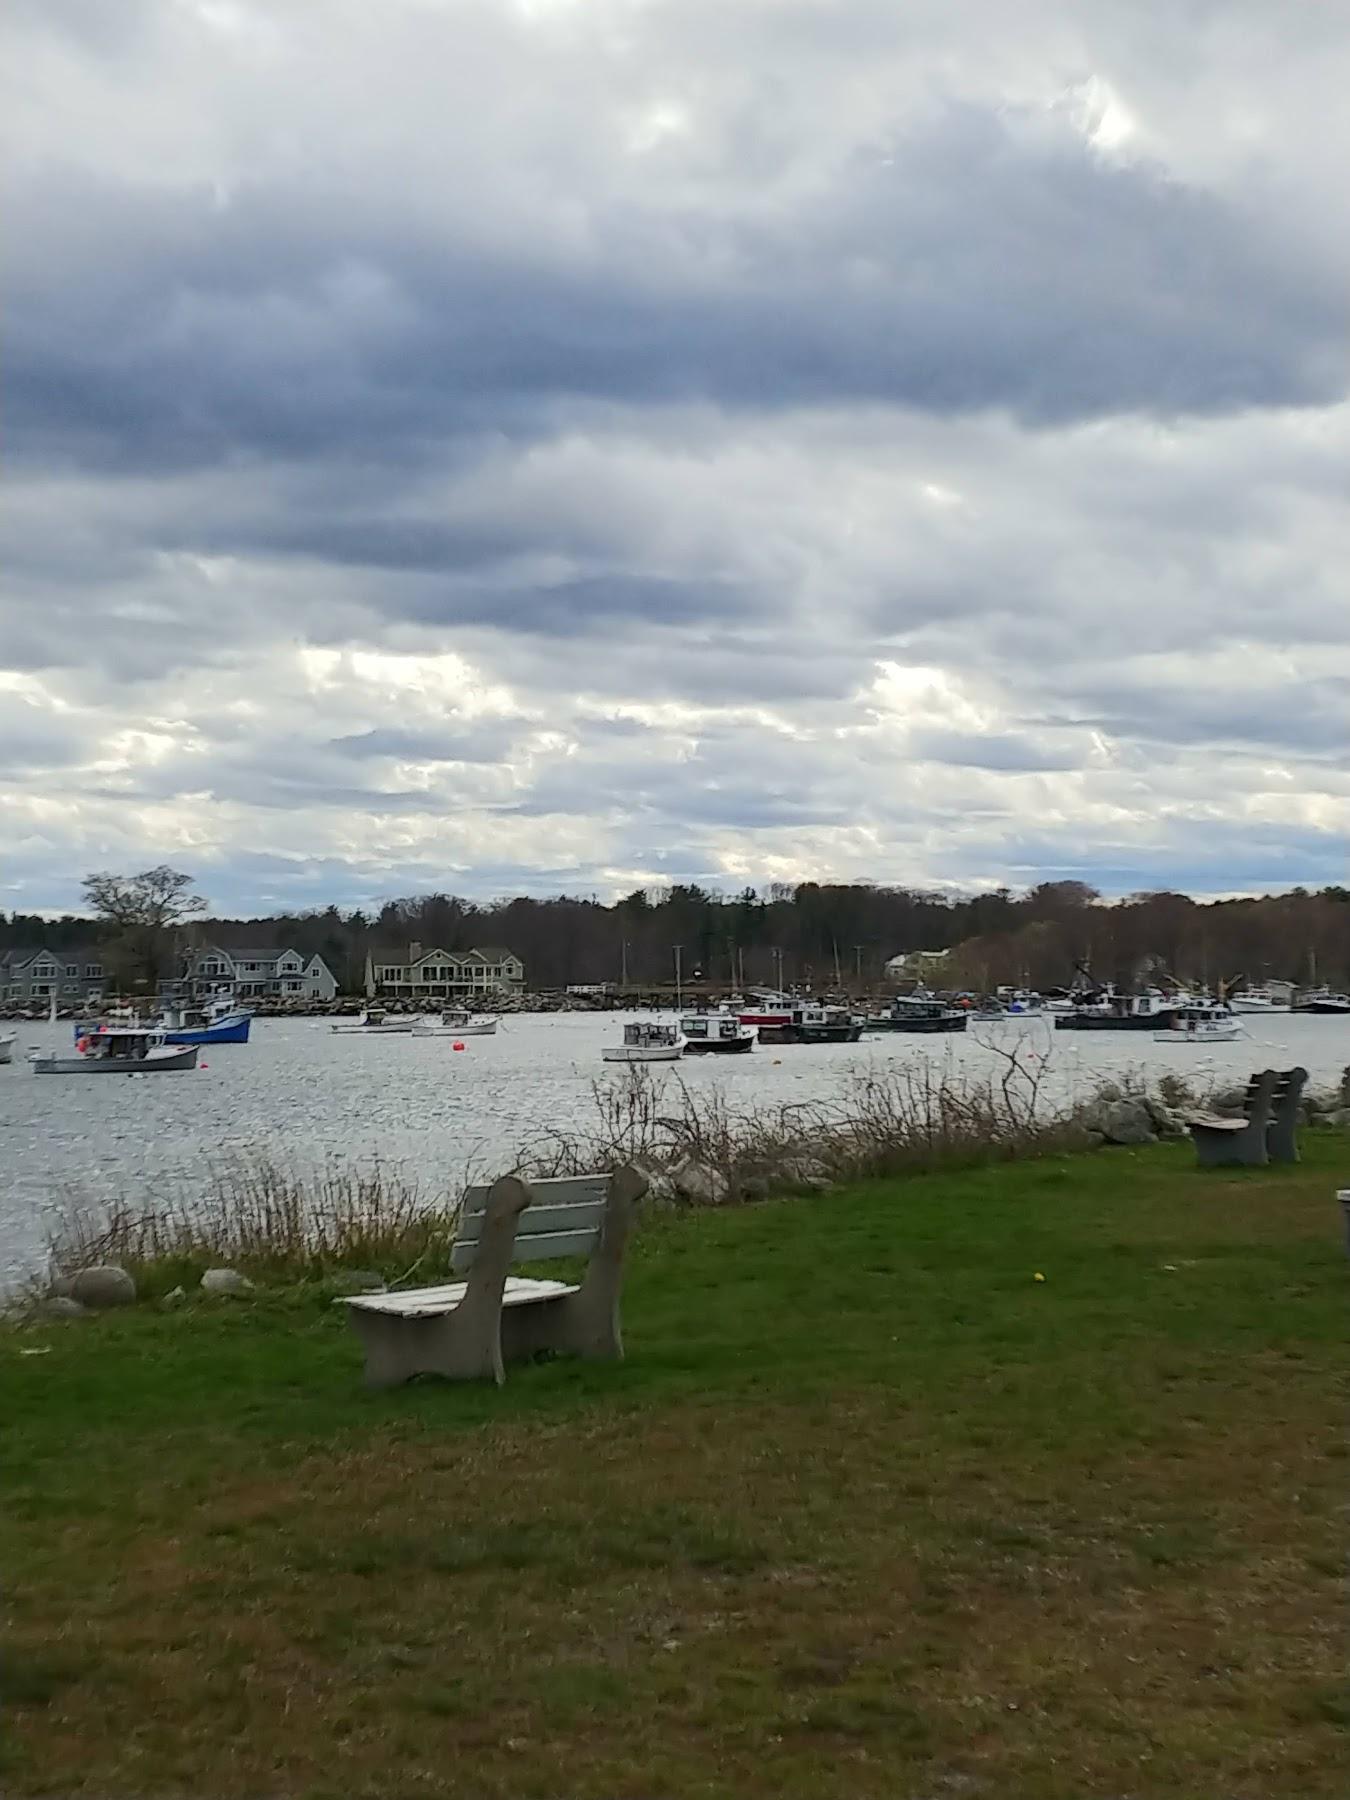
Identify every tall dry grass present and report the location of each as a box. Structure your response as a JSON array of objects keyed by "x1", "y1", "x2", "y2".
[{"x1": 47, "y1": 1152, "x2": 458, "y2": 1293}]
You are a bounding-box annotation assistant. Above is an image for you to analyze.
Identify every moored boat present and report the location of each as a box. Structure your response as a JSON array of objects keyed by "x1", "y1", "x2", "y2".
[
  {"x1": 680, "y1": 1009, "x2": 756, "y2": 1054},
  {"x1": 331, "y1": 1010, "x2": 417, "y2": 1034},
  {"x1": 759, "y1": 1003, "x2": 864, "y2": 1045},
  {"x1": 1291, "y1": 988, "x2": 1350, "y2": 1015},
  {"x1": 158, "y1": 992, "x2": 253, "y2": 1045},
  {"x1": 1227, "y1": 984, "x2": 1291, "y2": 1015},
  {"x1": 411, "y1": 1009, "x2": 499, "y2": 1037},
  {"x1": 1152, "y1": 1004, "x2": 1244, "y2": 1045},
  {"x1": 32, "y1": 1027, "x2": 199, "y2": 1075},
  {"x1": 1054, "y1": 987, "x2": 1188, "y2": 1031},
  {"x1": 869, "y1": 994, "x2": 967, "y2": 1034},
  {"x1": 736, "y1": 990, "x2": 797, "y2": 1032},
  {"x1": 0, "y1": 1032, "x2": 15, "y2": 1066},
  {"x1": 602, "y1": 1021, "x2": 686, "y2": 1063}
]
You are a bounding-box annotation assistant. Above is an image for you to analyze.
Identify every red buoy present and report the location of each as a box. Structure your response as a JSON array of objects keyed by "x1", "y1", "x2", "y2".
[{"x1": 452, "y1": 1041, "x2": 466, "y2": 1051}]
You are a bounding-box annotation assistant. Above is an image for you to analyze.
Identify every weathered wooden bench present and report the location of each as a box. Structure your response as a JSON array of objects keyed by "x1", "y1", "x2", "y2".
[
  {"x1": 340, "y1": 1164, "x2": 648, "y2": 1387},
  {"x1": 1186, "y1": 1067, "x2": 1307, "y2": 1168}
]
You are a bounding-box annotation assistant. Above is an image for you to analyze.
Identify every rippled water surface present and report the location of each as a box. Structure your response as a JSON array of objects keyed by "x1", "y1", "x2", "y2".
[{"x1": 3, "y1": 1010, "x2": 1347, "y2": 1283}]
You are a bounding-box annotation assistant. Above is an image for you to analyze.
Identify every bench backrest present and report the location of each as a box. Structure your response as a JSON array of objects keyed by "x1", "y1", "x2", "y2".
[
  {"x1": 1242, "y1": 1067, "x2": 1304, "y2": 1116},
  {"x1": 451, "y1": 1173, "x2": 609, "y2": 1273}
]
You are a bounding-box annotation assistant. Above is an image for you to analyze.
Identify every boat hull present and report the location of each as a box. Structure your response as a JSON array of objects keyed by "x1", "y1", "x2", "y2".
[
  {"x1": 874, "y1": 1014, "x2": 968, "y2": 1034},
  {"x1": 163, "y1": 1014, "x2": 252, "y2": 1045},
  {"x1": 601, "y1": 1045, "x2": 685, "y2": 1063},
  {"x1": 411, "y1": 1021, "x2": 499, "y2": 1037},
  {"x1": 33, "y1": 1045, "x2": 199, "y2": 1074},
  {"x1": 1055, "y1": 1011, "x2": 1183, "y2": 1031},
  {"x1": 331, "y1": 1022, "x2": 416, "y2": 1034},
  {"x1": 683, "y1": 1036, "x2": 755, "y2": 1055},
  {"x1": 1153, "y1": 1027, "x2": 1243, "y2": 1044},
  {"x1": 759, "y1": 1023, "x2": 864, "y2": 1044},
  {"x1": 0, "y1": 1035, "x2": 14, "y2": 1065},
  {"x1": 1292, "y1": 1001, "x2": 1350, "y2": 1015}
]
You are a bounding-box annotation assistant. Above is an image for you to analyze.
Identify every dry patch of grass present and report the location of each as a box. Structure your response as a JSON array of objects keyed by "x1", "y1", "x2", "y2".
[{"x1": 4, "y1": 1141, "x2": 1349, "y2": 1797}]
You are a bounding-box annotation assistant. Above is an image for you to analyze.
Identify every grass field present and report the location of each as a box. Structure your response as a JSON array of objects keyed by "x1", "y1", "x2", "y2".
[{"x1": 4, "y1": 1140, "x2": 1348, "y2": 1798}]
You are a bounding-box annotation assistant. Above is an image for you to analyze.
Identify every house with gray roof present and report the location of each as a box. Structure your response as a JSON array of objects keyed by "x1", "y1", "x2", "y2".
[
  {"x1": 183, "y1": 945, "x2": 338, "y2": 1003},
  {"x1": 1, "y1": 946, "x2": 109, "y2": 1006},
  {"x1": 363, "y1": 943, "x2": 524, "y2": 1000}
]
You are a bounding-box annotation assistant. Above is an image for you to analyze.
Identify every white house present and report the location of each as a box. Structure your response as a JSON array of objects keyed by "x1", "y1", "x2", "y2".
[
  {"x1": 186, "y1": 945, "x2": 338, "y2": 1003},
  {"x1": 364, "y1": 944, "x2": 525, "y2": 1000},
  {"x1": 883, "y1": 948, "x2": 952, "y2": 982}
]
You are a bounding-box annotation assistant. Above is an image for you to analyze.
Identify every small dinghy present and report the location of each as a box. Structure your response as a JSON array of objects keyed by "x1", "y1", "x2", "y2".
[
  {"x1": 602, "y1": 1021, "x2": 686, "y2": 1064},
  {"x1": 411, "y1": 1009, "x2": 500, "y2": 1038},
  {"x1": 31, "y1": 1026, "x2": 199, "y2": 1075},
  {"x1": 0, "y1": 1032, "x2": 15, "y2": 1066}
]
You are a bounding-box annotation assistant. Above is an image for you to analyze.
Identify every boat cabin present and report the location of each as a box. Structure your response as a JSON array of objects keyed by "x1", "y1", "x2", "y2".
[{"x1": 623, "y1": 1022, "x2": 682, "y2": 1049}]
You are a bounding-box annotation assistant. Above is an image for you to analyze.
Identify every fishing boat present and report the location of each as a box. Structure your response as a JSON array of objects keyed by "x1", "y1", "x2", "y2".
[
  {"x1": 411, "y1": 1009, "x2": 500, "y2": 1037},
  {"x1": 1291, "y1": 988, "x2": 1350, "y2": 1015},
  {"x1": 158, "y1": 991, "x2": 253, "y2": 1046},
  {"x1": 680, "y1": 1009, "x2": 756, "y2": 1055},
  {"x1": 331, "y1": 1010, "x2": 417, "y2": 1034},
  {"x1": 868, "y1": 993, "x2": 967, "y2": 1034},
  {"x1": 0, "y1": 1032, "x2": 15, "y2": 1066},
  {"x1": 1227, "y1": 985, "x2": 1291, "y2": 1015},
  {"x1": 32, "y1": 1027, "x2": 199, "y2": 1075},
  {"x1": 1152, "y1": 1004, "x2": 1244, "y2": 1045},
  {"x1": 602, "y1": 1021, "x2": 686, "y2": 1063},
  {"x1": 736, "y1": 990, "x2": 797, "y2": 1032},
  {"x1": 1054, "y1": 987, "x2": 1188, "y2": 1031},
  {"x1": 759, "y1": 1003, "x2": 864, "y2": 1045}
]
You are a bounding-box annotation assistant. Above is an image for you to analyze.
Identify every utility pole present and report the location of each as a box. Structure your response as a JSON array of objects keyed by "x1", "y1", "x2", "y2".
[
  {"x1": 773, "y1": 946, "x2": 784, "y2": 993},
  {"x1": 832, "y1": 937, "x2": 842, "y2": 988},
  {"x1": 620, "y1": 938, "x2": 628, "y2": 988},
  {"x1": 673, "y1": 944, "x2": 683, "y2": 1011},
  {"x1": 854, "y1": 944, "x2": 864, "y2": 984}
]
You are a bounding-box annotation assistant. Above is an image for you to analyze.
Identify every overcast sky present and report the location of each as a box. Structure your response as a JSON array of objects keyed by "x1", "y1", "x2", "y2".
[{"x1": 4, "y1": 0, "x2": 1348, "y2": 916}]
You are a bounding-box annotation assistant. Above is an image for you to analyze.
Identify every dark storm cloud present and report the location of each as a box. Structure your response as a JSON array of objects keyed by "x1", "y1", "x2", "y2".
[{"x1": 8, "y1": 102, "x2": 1348, "y2": 482}]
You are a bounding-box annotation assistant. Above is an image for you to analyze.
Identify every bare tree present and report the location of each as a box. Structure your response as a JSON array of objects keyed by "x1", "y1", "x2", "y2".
[{"x1": 81, "y1": 866, "x2": 206, "y2": 990}]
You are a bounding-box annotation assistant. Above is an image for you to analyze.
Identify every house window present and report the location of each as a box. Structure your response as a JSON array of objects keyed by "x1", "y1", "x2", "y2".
[
  {"x1": 65, "y1": 964, "x2": 79, "y2": 977},
  {"x1": 84, "y1": 964, "x2": 103, "y2": 978}
]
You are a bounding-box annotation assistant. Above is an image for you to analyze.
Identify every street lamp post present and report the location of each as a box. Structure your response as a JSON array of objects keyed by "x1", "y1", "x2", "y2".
[{"x1": 673, "y1": 944, "x2": 683, "y2": 1011}]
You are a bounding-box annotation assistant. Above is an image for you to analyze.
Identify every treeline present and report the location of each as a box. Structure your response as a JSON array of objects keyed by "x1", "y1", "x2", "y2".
[{"x1": 6, "y1": 880, "x2": 1349, "y2": 994}]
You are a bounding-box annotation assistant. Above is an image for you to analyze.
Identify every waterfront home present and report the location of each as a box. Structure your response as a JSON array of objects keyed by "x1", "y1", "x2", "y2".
[
  {"x1": 0, "y1": 946, "x2": 108, "y2": 1007},
  {"x1": 363, "y1": 943, "x2": 525, "y2": 1001},
  {"x1": 184, "y1": 945, "x2": 338, "y2": 1003},
  {"x1": 883, "y1": 948, "x2": 952, "y2": 982}
]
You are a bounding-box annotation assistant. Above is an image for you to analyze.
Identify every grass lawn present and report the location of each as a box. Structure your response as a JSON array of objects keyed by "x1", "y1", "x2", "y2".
[{"x1": 3, "y1": 1140, "x2": 1348, "y2": 1799}]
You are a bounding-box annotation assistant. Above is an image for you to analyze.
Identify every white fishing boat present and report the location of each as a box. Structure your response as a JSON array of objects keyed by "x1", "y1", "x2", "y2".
[
  {"x1": 330, "y1": 1010, "x2": 417, "y2": 1034},
  {"x1": 1228, "y1": 985, "x2": 1291, "y2": 1015},
  {"x1": 680, "y1": 1009, "x2": 756, "y2": 1055},
  {"x1": 0, "y1": 1032, "x2": 15, "y2": 1066},
  {"x1": 602, "y1": 1021, "x2": 686, "y2": 1064},
  {"x1": 31, "y1": 1026, "x2": 199, "y2": 1075},
  {"x1": 1152, "y1": 1004, "x2": 1244, "y2": 1045},
  {"x1": 411, "y1": 1009, "x2": 500, "y2": 1038}
]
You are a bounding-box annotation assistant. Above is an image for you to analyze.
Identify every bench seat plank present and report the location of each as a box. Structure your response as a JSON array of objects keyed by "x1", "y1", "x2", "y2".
[
  {"x1": 461, "y1": 1174, "x2": 607, "y2": 1213},
  {"x1": 344, "y1": 1276, "x2": 575, "y2": 1319}
]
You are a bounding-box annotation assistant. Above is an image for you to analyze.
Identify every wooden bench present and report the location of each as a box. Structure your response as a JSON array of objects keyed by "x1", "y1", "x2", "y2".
[
  {"x1": 340, "y1": 1164, "x2": 648, "y2": 1387},
  {"x1": 1186, "y1": 1067, "x2": 1307, "y2": 1168}
]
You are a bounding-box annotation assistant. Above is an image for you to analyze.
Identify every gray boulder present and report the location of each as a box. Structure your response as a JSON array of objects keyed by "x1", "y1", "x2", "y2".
[
  {"x1": 161, "y1": 1285, "x2": 188, "y2": 1307},
  {"x1": 629, "y1": 1160, "x2": 679, "y2": 1208},
  {"x1": 1324, "y1": 1108, "x2": 1350, "y2": 1129},
  {"x1": 327, "y1": 1269, "x2": 387, "y2": 1296},
  {"x1": 671, "y1": 1158, "x2": 731, "y2": 1206},
  {"x1": 1142, "y1": 1095, "x2": 1188, "y2": 1140},
  {"x1": 37, "y1": 1296, "x2": 88, "y2": 1320},
  {"x1": 1095, "y1": 1099, "x2": 1158, "y2": 1146},
  {"x1": 66, "y1": 1265, "x2": 137, "y2": 1309},
  {"x1": 200, "y1": 1267, "x2": 255, "y2": 1296}
]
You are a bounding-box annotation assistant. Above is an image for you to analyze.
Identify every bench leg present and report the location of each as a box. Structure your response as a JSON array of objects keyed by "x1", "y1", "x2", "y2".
[
  {"x1": 344, "y1": 1176, "x2": 532, "y2": 1386},
  {"x1": 554, "y1": 1162, "x2": 648, "y2": 1361}
]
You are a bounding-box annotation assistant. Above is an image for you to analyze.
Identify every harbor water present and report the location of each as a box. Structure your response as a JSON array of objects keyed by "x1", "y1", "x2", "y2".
[{"x1": 3, "y1": 1010, "x2": 1348, "y2": 1287}]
